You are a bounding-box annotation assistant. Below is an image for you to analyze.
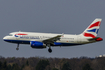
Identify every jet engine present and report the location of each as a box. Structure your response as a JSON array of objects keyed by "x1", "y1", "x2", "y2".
[{"x1": 30, "y1": 41, "x2": 46, "y2": 48}]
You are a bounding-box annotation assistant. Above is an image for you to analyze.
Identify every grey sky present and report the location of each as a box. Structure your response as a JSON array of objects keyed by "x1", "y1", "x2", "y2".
[{"x1": 0, "y1": 0, "x2": 105, "y2": 58}]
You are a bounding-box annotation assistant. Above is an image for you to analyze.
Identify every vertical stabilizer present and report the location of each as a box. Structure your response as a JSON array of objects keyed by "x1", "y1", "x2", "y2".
[{"x1": 82, "y1": 18, "x2": 102, "y2": 38}]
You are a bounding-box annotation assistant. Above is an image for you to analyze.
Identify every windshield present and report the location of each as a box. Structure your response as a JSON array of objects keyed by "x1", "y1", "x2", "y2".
[{"x1": 8, "y1": 34, "x2": 13, "y2": 36}]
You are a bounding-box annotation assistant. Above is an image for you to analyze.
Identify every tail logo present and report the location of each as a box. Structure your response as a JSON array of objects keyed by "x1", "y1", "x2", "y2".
[
  {"x1": 83, "y1": 20, "x2": 101, "y2": 38},
  {"x1": 87, "y1": 29, "x2": 97, "y2": 32},
  {"x1": 88, "y1": 21, "x2": 101, "y2": 29},
  {"x1": 84, "y1": 28, "x2": 99, "y2": 38},
  {"x1": 84, "y1": 33, "x2": 96, "y2": 38},
  {"x1": 87, "y1": 29, "x2": 99, "y2": 34}
]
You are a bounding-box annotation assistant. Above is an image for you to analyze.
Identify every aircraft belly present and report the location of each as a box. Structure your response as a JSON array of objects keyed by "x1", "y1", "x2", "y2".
[
  {"x1": 53, "y1": 42, "x2": 82, "y2": 46},
  {"x1": 4, "y1": 39, "x2": 30, "y2": 44}
]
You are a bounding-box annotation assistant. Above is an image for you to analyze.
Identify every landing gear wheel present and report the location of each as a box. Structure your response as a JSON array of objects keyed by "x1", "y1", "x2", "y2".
[
  {"x1": 16, "y1": 48, "x2": 19, "y2": 50},
  {"x1": 48, "y1": 48, "x2": 52, "y2": 53}
]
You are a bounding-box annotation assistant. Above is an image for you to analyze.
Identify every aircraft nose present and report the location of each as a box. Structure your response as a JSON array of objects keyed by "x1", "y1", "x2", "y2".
[
  {"x1": 3, "y1": 37, "x2": 6, "y2": 40},
  {"x1": 3, "y1": 36, "x2": 8, "y2": 41}
]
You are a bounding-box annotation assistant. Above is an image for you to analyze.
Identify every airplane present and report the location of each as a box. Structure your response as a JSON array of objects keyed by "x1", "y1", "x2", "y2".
[{"x1": 3, "y1": 18, "x2": 103, "y2": 53}]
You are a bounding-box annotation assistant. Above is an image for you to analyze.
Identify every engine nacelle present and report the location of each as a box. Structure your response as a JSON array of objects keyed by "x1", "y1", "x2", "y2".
[{"x1": 30, "y1": 41, "x2": 46, "y2": 48}]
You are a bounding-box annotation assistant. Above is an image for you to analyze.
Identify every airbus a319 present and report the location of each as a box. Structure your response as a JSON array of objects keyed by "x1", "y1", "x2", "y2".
[{"x1": 3, "y1": 18, "x2": 103, "y2": 53}]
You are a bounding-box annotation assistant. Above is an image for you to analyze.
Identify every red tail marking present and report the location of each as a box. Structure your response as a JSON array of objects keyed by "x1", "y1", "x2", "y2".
[
  {"x1": 84, "y1": 33, "x2": 96, "y2": 38},
  {"x1": 88, "y1": 21, "x2": 101, "y2": 29}
]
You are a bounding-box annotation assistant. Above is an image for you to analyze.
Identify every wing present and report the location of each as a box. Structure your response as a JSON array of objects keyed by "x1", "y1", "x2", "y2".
[{"x1": 43, "y1": 35, "x2": 62, "y2": 44}]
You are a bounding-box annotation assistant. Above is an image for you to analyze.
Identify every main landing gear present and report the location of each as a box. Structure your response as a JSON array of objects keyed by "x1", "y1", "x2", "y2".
[
  {"x1": 16, "y1": 44, "x2": 19, "y2": 50},
  {"x1": 48, "y1": 48, "x2": 52, "y2": 53},
  {"x1": 47, "y1": 44, "x2": 52, "y2": 53},
  {"x1": 15, "y1": 43, "x2": 52, "y2": 53}
]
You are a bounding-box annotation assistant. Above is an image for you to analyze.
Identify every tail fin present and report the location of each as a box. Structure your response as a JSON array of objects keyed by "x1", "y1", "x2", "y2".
[{"x1": 82, "y1": 18, "x2": 102, "y2": 38}]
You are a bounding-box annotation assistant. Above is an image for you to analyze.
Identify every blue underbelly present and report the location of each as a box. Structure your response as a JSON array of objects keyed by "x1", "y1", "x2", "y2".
[{"x1": 4, "y1": 39, "x2": 82, "y2": 46}]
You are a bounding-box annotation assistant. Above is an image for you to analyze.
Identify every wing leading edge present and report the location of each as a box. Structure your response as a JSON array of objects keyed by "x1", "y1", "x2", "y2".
[{"x1": 43, "y1": 35, "x2": 63, "y2": 45}]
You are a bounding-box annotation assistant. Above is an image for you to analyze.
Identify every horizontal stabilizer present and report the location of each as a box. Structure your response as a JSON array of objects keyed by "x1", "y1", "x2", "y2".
[{"x1": 88, "y1": 37, "x2": 103, "y2": 41}]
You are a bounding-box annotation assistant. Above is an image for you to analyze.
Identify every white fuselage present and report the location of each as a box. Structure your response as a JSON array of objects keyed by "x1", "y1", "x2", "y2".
[{"x1": 3, "y1": 32, "x2": 93, "y2": 46}]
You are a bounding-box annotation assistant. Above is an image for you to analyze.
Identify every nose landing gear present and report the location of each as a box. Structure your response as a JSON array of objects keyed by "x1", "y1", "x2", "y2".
[{"x1": 16, "y1": 44, "x2": 19, "y2": 50}]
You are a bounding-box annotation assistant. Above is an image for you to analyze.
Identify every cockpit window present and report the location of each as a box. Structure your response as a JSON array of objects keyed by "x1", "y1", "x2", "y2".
[{"x1": 8, "y1": 34, "x2": 13, "y2": 36}]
